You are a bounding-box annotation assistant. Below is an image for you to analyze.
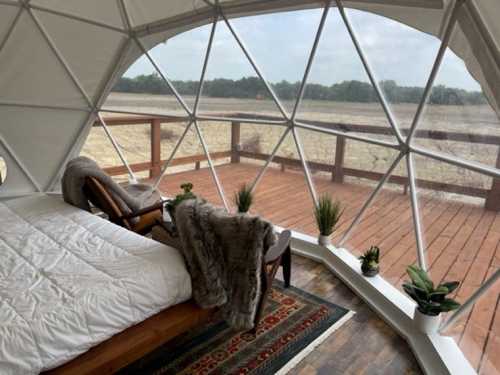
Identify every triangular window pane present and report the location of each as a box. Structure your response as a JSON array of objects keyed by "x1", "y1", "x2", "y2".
[
  {"x1": 80, "y1": 118, "x2": 135, "y2": 184},
  {"x1": 230, "y1": 8, "x2": 323, "y2": 115},
  {"x1": 297, "y1": 7, "x2": 397, "y2": 143},
  {"x1": 412, "y1": 154, "x2": 500, "y2": 374},
  {"x1": 147, "y1": 25, "x2": 212, "y2": 111},
  {"x1": 153, "y1": 120, "x2": 228, "y2": 208},
  {"x1": 198, "y1": 20, "x2": 283, "y2": 120},
  {"x1": 414, "y1": 43, "x2": 500, "y2": 170},
  {"x1": 333, "y1": 144, "x2": 409, "y2": 263},
  {"x1": 104, "y1": 52, "x2": 187, "y2": 116},
  {"x1": 346, "y1": 7, "x2": 441, "y2": 128},
  {"x1": 246, "y1": 129, "x2": 318, "y2": 230}
]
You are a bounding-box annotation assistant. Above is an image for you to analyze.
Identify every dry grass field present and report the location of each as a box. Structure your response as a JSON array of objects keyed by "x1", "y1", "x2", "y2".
[{"x1": 81, "y1": 92, "x2": 500, "y2": 200}]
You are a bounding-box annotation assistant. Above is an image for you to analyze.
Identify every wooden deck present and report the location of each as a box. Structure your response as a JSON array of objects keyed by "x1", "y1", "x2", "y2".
[{"x1": 156, "y1": 162, "x2": 500, "y2": 374}]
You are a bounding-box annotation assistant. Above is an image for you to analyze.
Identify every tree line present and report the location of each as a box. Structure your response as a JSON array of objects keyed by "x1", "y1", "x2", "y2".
[{"x1": 113, "y1": 74, "x2": 486, "y2": 105}]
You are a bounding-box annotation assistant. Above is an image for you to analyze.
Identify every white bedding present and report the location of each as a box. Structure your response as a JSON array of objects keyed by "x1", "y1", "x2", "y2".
[{"x1": 0, "y1": 195, "x2": 192, "y2": 374}]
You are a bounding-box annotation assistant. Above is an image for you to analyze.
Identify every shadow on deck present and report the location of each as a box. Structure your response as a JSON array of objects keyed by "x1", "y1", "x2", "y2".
[{"x1": 155, "y1": 162, "x2": 500, "y2": 374}]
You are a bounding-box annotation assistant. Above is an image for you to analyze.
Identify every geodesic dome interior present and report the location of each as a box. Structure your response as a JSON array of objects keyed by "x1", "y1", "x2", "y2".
[
  {"x1": 0, "y1": 0, "x2": 499, "y2": 199},
  {"x1": 1, "y1": 1, "x2": 500, "y2": 373}
]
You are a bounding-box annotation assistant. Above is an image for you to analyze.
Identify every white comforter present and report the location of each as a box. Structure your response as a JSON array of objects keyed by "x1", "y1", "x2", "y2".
[{"x1": 0, "y1": 195, "x2": 192, "y2": 374}]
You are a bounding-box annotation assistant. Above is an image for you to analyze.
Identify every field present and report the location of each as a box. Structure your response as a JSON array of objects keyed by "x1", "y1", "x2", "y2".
[{"x1": 81, "y1": 92, "x2": 500, "y2": 202}]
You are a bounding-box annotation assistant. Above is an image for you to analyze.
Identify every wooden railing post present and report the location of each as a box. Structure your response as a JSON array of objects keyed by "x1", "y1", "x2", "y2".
[
  {"x1": 333, "y1": 135, "x2": 346, "y2": 183},
  {"x1": 150, "y1": 118, "x2": 161, "y2": 179},
  {"x1": 231, "y1": 121, "x2": 241, "y2": 163},
  {"x1": 485, "y1": 147, "x2": 500, "y2": 211}
]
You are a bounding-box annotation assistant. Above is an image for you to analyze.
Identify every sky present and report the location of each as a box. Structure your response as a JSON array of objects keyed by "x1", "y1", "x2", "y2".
[{"x1": 125, "y1": 8, "x2": 481, "y2": 92}]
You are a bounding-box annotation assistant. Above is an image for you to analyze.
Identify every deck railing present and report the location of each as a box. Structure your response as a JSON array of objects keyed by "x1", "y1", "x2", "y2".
[{"x1": 95, "y1": 113, "x2": 500, "y2": 211}]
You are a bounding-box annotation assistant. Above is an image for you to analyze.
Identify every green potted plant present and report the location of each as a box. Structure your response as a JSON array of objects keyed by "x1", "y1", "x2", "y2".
[
  {"x1": 403, "y1": 265, "x2": 461, "y2": 334},
  {"x1": 235, "y1": 183, "x2": 253, "y2": 213},
  {"x1": 165, "y1": 182, "x2": 197, "y2": 224},
  {"x1": 314, "y1": 195, "x2": 343, "y2": 246},
  {"x1": 359, "y1": 246, "x2": 380, "y2": 277}
]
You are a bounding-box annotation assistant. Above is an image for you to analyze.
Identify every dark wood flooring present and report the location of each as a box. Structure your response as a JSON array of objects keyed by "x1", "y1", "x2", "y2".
[{"x1": 275, "y1": 255, "x2": 422, "y2": 374}]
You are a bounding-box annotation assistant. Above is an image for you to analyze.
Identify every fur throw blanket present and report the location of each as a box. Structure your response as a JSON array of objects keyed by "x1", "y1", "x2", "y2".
[
  {"x1": 61, "y1": 157, "x2": 157, "y2": 219},
  {"x1": 175, "y1": 199, "x2": 276, "y2": 330}
]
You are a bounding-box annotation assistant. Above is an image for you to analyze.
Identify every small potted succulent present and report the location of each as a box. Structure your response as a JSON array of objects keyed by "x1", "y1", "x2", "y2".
[
  {"x1": 235, "y1": 183, "x2": 253, "y2": 213},
  {"x1": 403, "y1": 265, "x2": 461, "y2": 334},
  {"x1": 359, "y1": 246, "x2": 380, "y2": 277},
  {"x1": 314, "y1": 195, "x2": 343, "y2": 247},
  {"x1": 165, "y1": 182, "x2": 197, "y2": 225}
]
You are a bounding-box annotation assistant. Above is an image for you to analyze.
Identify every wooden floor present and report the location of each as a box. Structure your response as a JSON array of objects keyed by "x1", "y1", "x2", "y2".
[
  {"x1": 280, "y1": 255, "x2": 421, "y2": 374},
  {"x1": 156, "y1": 162, "x2": 500, "y2": 374}
]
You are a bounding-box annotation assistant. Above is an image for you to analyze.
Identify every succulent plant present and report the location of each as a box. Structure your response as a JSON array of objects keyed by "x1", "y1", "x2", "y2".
[
  {"x1": 235, "y1": 184, "x2": 253, "y2": 213},
  {"x1": 166, "y1": 182, "x2": 197, "y2": 219},
  {"x1": 359, "y1": 246, "x2": 380, "y2": 276},
  {"x1": 403, "y1": 265, "x2": 461, "y2": 316},
  {"x1": 314, "y1": 195, "x2": 343, "y2": 236}
]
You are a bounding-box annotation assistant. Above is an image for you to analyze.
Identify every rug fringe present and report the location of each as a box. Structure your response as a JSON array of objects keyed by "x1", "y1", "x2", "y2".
[{"x1": 275, "y1": 310, "x2": 356, "y2": 375}]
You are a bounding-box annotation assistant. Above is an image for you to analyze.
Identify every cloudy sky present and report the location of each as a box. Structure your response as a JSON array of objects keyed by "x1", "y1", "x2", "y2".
[{"x1": 125, "y1": 8, "x2": 481, "y2": 91}]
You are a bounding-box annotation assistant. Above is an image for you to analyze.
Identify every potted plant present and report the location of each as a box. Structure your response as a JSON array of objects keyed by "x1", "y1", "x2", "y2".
[
  {"x1": 359, "y1": 246, "x2": 380, "y2": 277},
  {"x1": 314, "y1": 195, "x2": 343, "y2": 246},
  {"x1": 235, "y1": 184, "x2": 253, "y2": 213},
  {"x1": 403, "y1": 265, "x2": 461, "y2": 334},
  {"x1": 165, "y1": 182, "x2": 197, "y2": 225}
]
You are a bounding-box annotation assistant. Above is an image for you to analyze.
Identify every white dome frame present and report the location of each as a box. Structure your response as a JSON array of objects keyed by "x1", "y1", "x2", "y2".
[{"x1": 0, "y1": 0, "x2": 499, "y2": 374}]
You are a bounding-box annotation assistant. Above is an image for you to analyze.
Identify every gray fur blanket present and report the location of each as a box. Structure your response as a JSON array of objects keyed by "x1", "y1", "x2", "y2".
[
  {"x1": 175, "y1": 199, "x2": 276, "y2": 330},
  {"x1": 61, "y1": 157, "x2": 157, "y2": 218}
]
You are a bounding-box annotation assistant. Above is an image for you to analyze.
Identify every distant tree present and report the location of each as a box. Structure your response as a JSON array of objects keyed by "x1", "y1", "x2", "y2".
[{"x1": 111, "y1": 75, "x2": 487, "y2": 105}]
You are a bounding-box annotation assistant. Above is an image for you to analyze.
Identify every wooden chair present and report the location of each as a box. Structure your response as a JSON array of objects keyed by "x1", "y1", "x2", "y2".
[
  {"x1": 252, "y1": 230, "x2": 292, "y2": 332},
  {"x1": 83, "y1": 176, "x2": 163, "y2": 235}
]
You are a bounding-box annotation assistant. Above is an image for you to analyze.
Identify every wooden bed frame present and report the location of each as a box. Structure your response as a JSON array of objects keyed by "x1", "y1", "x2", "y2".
[
  {"x1": 43, "y1": 230, "x2": 292, "y2": 374},
  {"x1": 41, "y1": 202, "x2": 292, "y2": 375},
  {"x1": 43, "y1": 301, "x2": 214, "y2": 375}
]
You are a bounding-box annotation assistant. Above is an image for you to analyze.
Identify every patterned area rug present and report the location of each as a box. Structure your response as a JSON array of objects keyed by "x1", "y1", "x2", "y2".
[{"x1": 119, "y1": 282, "x2": 353, "y2": 375}]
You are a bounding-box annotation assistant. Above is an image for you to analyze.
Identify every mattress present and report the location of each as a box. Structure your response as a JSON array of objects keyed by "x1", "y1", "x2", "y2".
[{"x1": 0, "y1": 195, "x2": 192, "y2": 374}]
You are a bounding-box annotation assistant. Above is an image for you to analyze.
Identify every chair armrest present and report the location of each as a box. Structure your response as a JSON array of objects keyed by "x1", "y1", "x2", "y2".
[
  {"x1": 120, "y1": 202, "x2": 164, "y2": 220},
  {"x1": 265, "y1": 230, "x2": 291, "y2": 264}
]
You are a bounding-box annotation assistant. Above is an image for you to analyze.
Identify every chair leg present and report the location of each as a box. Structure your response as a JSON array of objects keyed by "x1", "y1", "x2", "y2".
[
  {"x1": 251, "y1": 243, "x2": 292, "y2": 333},
  {"x1": 281, "y1": 245, "x2": 291, "y2": 288}
]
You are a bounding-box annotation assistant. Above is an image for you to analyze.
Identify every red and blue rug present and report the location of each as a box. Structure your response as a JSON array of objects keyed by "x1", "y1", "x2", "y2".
[{"x1": 119, "y1": 282, "x2": 353, "y2": 375}]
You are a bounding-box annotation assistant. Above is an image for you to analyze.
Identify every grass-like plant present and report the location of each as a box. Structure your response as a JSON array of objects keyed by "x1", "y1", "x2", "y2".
[
  {"x1": 235, "y1": 184, "x2": 253, "y2": 213},
  {"x1": 359, "y1": 246, "x2": 380, "y2": 275},
  {"x1": 314, "y1": 195, "x2": 343, "y2": 236},
  {"x1": 403, "y1": 265, "x2": 461, "y2": 316}
]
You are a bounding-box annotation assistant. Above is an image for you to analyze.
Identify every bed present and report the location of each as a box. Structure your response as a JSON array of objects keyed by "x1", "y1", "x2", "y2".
[{"x1": 0, "y1": 194, "x2": 197, "y2": 374}]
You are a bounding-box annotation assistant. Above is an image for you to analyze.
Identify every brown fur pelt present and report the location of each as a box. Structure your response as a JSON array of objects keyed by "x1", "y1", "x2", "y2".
[{"x1": 175, "y1": 199, "x2": 276, "y2": 330}]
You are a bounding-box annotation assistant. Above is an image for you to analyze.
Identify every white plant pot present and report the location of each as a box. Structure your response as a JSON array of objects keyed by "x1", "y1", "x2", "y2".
[
  {"x1": 413, "y1": 307, "x2": 441, "y2": 334},
  {"x1": 318, "y1": 235, "x2": 331, "y2": 247}
]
